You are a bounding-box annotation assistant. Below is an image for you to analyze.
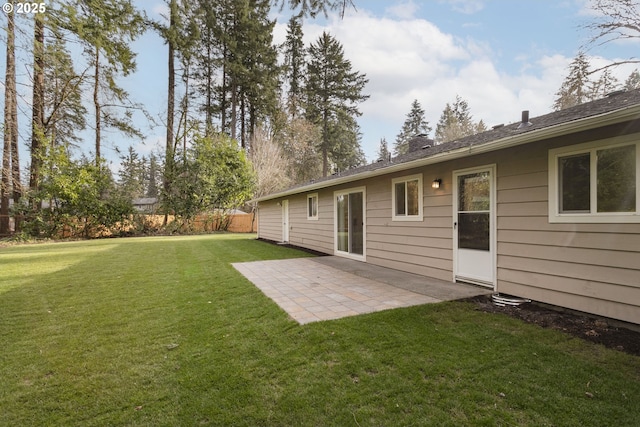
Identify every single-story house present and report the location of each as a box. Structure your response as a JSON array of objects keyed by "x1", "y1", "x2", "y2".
[{"x1": 253, "y1": 89, "x2": 640, "y2": 325}]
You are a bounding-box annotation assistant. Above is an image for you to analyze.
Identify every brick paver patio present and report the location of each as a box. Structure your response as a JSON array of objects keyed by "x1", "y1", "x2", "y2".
[{"x1": 233, "y1": 256, "x2": 491, "y2": 324}]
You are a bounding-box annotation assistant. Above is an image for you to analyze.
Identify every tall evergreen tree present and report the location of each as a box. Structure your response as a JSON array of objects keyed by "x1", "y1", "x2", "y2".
[
  {"x1": 63, "y1": 0, "x2": 146, "y2": 163},
  {"x1": 283, "y1": 15, "x2": 305, "y2": 119},
  {"x1": 625, "y1": 69, "x2": 640, "y2": 90},
  {"x1": 146, "y1": 153, "x2": 160, "y2": 198},
  {"x1": 1, "y1": 0, "x2": 17, "y2": 234},
  {"x1": 152, "y1": 0, "x2": 199, "y2": 215},
  {"x1": 237, "y1": 0, "x2": 279, "y2": 150},
  {"x1": 162, "y1": 0, "x2": 178, "y2": 208},
  {"x1": 7, "y1": 3, "x2": 20, "y2": 208},
  {"x1": 327, "y1": 110, "x2": 365, "y2": 171},
  {"x1": 43, "y1": 33, "x2": 87, "y2": 148},
  {"x1": 275, "y1": 0, "x2": 355, "y2": 18},
  {"x1": 118, "y1": 146, "x2": 145, "y2": 198},
  {"x1": 0, "y1": 1, "x2": 22, "y2": 234},
  {"x1": 376, "y1": 137, "x2": 391, "y2": 161},
  {"x1": 29, "y1": 13, "x2": 45, "y2": 202},
  {"x1": 192, "y1": 0, "x2": 220, "y2": 133},
  {"x1": 434, "y1": 95, "x2": 484, "y2": 144},
  {"x1": 192, "y1": 0, "x2": 278, "y2": 149},
  {"x1": 553, "y1": 52, "x2": 592, "y2": 111},
  {"x1": 305, "y1": 31, "x2": 368, "y2": 176},
  {"x1": 590, "y1": 68, "x2": 620, "y2": 99},
  {"x1": 394, "y1": 99, "x2": 431, "y2": 156}
]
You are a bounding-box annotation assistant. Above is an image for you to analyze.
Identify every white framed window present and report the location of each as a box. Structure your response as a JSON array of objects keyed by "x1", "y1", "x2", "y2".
[
  {"x1": 548, "y1": 135, "x2": 640, "y2": 223},
  {"x1": 307, "y1": 193, "x2": 319, "y2": 220},
  {"x1": 391, "y1": 174, "x2": 423, "y2": 221}
]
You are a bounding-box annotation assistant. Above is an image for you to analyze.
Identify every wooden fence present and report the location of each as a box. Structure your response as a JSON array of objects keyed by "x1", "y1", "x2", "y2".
[
  {"x1": 143, "y1": 213, "x2": 255, "y2": 233},
  {"x1": 0, "y1": 212, "x2": 256, "y2": 238}
]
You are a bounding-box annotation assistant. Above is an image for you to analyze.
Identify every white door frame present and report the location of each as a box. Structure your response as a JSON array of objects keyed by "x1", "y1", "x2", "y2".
[
  {"x1": 333, "y1": 187, "x2": 366, "y2": 261},
  {"x1": 282, "y1": 199, "x2": 289, "y2": 243},
  {"x1": 452, "y1": 165, "x2": 496, "y2": 289}
]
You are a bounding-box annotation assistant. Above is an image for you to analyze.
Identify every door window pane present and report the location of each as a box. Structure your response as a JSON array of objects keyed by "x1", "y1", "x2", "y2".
[
  {"x1": 458, "y1": 212, "x2": 490, "y2": 251},
  {"x1": 337, "y1": 195, "x2": 348, "y2": 252},
  {"x1": 350, "y1": 192, "x2": 364, "y2": 255},
  {"x1": 407, "y1": 179, "x2": 419, "y2": 216},
  {"x1": 559, "y1": 153, "x2": 590, "y2": 213},
  {"x1": 458, "y1": 172, "x2": 490, "y2": 211},
  {"x1": 597, "y1": 145, "x2": 636, "y2": 212},
  {"x1": 395, "y1": 182, "x2": 406, "y2": 215},
  {"x1": 308, "y1": 195, "x2": 318, "y2": 218}
]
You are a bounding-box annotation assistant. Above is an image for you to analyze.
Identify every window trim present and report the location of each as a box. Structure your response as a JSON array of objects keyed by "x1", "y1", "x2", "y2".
[
  {"x1": 548, "y1": 135, "x2": 640, "y2": 223},
  {"x1": 391, "y1": 174, "x2": 424, "y2": 222},
  {"x1": 307, "y1": 193, "x2": 319, "y2": 220}
]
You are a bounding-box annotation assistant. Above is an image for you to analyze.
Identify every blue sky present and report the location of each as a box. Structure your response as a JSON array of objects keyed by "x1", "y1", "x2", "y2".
[{"x1": 3, "y1": 0, "x2": 640, "y2": 172}]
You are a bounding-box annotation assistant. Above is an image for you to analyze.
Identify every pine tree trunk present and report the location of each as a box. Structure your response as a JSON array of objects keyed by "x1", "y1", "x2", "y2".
[
  {"x1": 29, "y1": 13, "x2": 45, "y2": 204},
  {"x1": 183, "y1": 62, "x2": 189, "y2": 158},
  {"x1": 221, "y1": 43, "x2": 228, "y2": 135},
  {"x1": 2, "y1": 3, "x2": 17, "y2": 234},
  {"x1": 1, "y1": 65, "x2": 11, "y2": 234},
  {"x1": 163, "y1": 0, "x2": 176, "y2": 225},
  {"x1": 240, "y1": 95, "x2": 246, "y2": 149},
  {"x1": 1, "y1": 130, "x2": 9, "y2": 234},
  {"x1": 249, "y1": 103, "x2": 256, "y2": 153},
  {"x1": 205, "y1": 38, "x2": 212, "y2": 134},
  {"x1": 322, "y1": 114, "x2": 329, "y2": 177},
  {"x1": 10, "y1": 82, "x2": 20, "y2": 204},
  {"x1": 94, "y1": 48, "x2": 101, "y2": 163},
  {"x1": 231, "y1": 83, "x2": 237, "y2": 141},
  {"x1": 7, "y1": 5, "x2": 19, "y2": 207}
]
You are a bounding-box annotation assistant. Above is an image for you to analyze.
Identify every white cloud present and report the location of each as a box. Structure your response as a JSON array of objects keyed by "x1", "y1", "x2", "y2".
[
  {"x1": 385, "y1": 1, "x2": 420, "y2": 19},
  {"x1": 275, "y1": 6, "x2": 632, "y2": 160},
  {"x1": 576, "y1": 0, "x2": 598, "y2": 17},
  {"x1": 285, "y1": 10, "x2": 560, "y2": 148},
  {"x1": 443, "y1": 0, "x2": 485, "y2": 14}
]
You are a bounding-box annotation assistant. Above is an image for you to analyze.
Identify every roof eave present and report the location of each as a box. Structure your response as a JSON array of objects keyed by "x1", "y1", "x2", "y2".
[{"x1": 251, "y1": 104, "x2": 640, "y2": 203}]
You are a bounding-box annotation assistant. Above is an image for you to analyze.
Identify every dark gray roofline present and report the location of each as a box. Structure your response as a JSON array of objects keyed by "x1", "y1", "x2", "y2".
[{"x1": 252, "y1": 90, "x2": 640, "y2": 203}]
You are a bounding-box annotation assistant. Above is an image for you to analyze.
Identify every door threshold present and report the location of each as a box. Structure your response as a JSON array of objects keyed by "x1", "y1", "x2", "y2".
[{"x1": 455, "y1": 277, "x2": 494, "y2": 289}]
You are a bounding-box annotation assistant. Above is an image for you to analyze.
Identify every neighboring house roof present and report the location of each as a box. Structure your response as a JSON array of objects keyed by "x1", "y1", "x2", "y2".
[
  {"x1": 133, "y1": 197, "x2": 159, "y2": 205},
  {"x1": 253, "y1": 88, "x2": 640, "y2": 203}
]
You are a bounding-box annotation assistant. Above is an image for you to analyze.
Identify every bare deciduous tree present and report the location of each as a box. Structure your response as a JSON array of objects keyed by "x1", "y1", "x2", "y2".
[
  {"x1": 585, "y1": 0, "x2": 640, "y2": 72},
  {"x1": 280, "y1": 118, "x2": 322, "y2": 184},
  {"x1": 250, "y1": 126, "x2": 291, "y2": 198}
]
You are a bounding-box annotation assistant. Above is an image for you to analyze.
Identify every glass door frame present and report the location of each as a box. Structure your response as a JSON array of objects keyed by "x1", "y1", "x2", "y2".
[
  {"x1": 452, "y1": 165, "x2": 496, "y2": 289},
  {"x1": 333, "y1": 186, "x2": 367, "y2": 261},
  {"x1": 281, "y1": 199, "x2": 289, "y2": 243}
]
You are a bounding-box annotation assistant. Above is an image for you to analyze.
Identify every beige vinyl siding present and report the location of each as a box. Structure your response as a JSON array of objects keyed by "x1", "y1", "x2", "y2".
[
  {"x1": 365, "y1": 167, "x2": 454, "y2": 281},
  {"x1": 287, "y1": 191, "x2": 334, "y2": 254},
  {"x1": 257, "y1": 200, "x2": 283, "y2": 242},
  {"x1": 495, "y1": 139, "x2": 640, "y2": 325}
]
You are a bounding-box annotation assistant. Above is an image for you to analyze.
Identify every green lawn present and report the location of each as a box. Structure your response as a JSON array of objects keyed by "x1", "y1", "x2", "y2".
[{"x1": 1, "y1": 234, "x2": 638, "y2": 426}]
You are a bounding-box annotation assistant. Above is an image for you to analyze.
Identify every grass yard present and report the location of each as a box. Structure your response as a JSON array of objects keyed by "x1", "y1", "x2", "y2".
[{"x1": 1, "y1": 234, "x2": 639, "y2": 426}]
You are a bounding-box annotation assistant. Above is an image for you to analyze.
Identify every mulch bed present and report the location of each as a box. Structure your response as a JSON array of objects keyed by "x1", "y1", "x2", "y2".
[{"x1": 466, "y1": 294, "x2": 640, "y2": 357}]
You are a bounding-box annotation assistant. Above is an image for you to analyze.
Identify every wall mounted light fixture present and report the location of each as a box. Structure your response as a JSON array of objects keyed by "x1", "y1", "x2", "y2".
[{"x1": 432, "y1": 179, "x2": 442, "y2": 189}]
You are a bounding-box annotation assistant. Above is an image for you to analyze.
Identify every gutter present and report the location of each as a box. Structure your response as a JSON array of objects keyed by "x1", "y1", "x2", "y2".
[{"x1": 251, "y1": 103, "x2": 640, "y2": 203}]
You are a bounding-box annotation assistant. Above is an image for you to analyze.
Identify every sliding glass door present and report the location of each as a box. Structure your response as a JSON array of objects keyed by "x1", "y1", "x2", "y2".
[{"x1": 335, "y1": 188, "x2": 365, "y2": 259}]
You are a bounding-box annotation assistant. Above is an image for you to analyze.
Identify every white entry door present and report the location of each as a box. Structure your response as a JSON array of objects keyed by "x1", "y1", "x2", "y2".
[
  {"x1": 282, "y1": 200, "x2": 289, "y2": 243},
  {"x1": 453, "y1": 166, "x2": 495, "y2": 288}
]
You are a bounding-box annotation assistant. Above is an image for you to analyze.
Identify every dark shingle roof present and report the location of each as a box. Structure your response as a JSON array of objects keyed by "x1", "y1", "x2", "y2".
[{"x1": 260, "y1": 89, "x2": 640, "y2": 200}]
